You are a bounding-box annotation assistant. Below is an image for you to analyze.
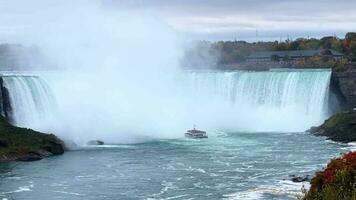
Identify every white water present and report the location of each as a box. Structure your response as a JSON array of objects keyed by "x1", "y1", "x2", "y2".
[
  {"x1": 0, "y1": 0, "x2": 336, "y2": 144},
  {"x1": 2, "y1": 75, "x2": 56, "y2": 130},
  {"x1": 0, "y1": 69, "x2": 331, "y2": 143},
  {"x1": 185, "y1": 69, "x2": 332, "y2": 132},
  {"x1": 0, "y1": 0, "x2": 334, "y2": 143}
]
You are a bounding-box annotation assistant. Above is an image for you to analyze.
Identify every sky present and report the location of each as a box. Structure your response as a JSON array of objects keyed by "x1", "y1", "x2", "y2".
[
  {"x1": 104, "y1": 0, "x2": 356, "y2": 41},
  {"x1": 0, "y1": 0, "x2": 355, "y2": 42}
]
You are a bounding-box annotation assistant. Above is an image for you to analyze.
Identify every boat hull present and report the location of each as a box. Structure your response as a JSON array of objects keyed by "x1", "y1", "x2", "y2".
[{"x1": 185, "y1": 133, "x2": 208, "y2": 139}]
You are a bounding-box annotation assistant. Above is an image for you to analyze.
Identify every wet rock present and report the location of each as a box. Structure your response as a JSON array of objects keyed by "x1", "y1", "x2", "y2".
[
  {"x1": 289, "y1": 175, "x2": 311, "y2": 183},
  {"x1": 87, "y1": 140, "x2": 105, "y2": 145},
  {"x1": 42, "y1": 138, "x2": 65, "y2": 154},
  {"x1": 18, "y1": 153, "x2": 43, "y2": 162}
]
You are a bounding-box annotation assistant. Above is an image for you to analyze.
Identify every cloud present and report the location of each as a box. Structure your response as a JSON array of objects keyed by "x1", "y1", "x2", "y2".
[
  {"x1": 1, "y1": 0, "x2": 356, "y2": 41},
  {"x1": 104, "y1": 0, "x2": 356, "y2": 40}
]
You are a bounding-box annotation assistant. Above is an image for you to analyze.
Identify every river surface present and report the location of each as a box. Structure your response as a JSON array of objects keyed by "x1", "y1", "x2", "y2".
[{"x1": 0, "y1": 132, "x2": 352, "y2": 200}]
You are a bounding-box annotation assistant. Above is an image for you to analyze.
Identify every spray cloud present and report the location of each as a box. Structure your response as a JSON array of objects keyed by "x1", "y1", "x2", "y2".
[{"x1": 0, "y1": 0, "x2": 332, "y2": 145}]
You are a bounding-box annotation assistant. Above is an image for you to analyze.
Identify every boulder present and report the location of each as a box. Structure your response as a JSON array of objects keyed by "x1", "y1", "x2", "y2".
[
  {"x1": 289, "y1": 175, "x2": 312, "y2": 183},
  {"x1": 87, "y1": 140, "x2": 105, "y2": 145}
]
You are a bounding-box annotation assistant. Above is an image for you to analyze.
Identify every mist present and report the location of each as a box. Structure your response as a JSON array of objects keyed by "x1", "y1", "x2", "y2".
[
  {"x1": 0, "y1": 0, "x2": 193, "y2": 144},
  {"x1": 0, "y1": 0, "x2": 332, "y2": 145}
]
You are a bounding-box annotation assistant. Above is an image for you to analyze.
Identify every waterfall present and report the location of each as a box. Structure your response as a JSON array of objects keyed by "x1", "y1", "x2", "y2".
[
  {"x1": 2, "y1": 75, "x2": 56, "y2": 129},
  {"x1": 0, "y1": 69, "x2": 332, "y2": 135},
  {"x1": 187, "y1": 69, "x2": 332, "y2": 131}
]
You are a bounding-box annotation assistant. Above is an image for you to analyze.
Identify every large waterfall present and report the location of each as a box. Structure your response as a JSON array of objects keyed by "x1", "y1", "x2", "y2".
[
  {"x1": 2, "y1": 75, "x2": 56, "y2": 129},
  {"x1": 187, "y1": 69, "x2": 332, "y2": 132},
  {"x1": 0, "y1": 69, "x2": 332, "y2": 137}
]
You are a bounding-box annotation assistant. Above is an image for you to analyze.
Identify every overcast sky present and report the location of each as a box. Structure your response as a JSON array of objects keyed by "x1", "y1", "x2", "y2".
[
  {"x1": 0, "y1": 0, "x2": 355, "y2": 42},
  {"x1": 105, "y1": 0, "x2": 356, "y2": 41}
]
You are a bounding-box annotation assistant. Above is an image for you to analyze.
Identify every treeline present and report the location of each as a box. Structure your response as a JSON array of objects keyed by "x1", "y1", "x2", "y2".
[{"x1": 182, "y1": 32, "x2": 356, "y2": 69}]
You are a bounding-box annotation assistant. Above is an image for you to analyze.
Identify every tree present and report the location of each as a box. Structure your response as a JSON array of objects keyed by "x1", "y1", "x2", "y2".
[
  {"x1": 181, "y1": 32, "x2": 356, "y2": 68},
  {"x1": 345, "y1": 32, "x2": 356, "y2": 41},
  {"x1": 319, "y1": 36, "x2": 337, "y2": 49}
]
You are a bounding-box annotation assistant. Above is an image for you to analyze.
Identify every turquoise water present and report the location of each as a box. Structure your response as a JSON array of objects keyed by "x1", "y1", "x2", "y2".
[{"x1": 0, "y1": 132, "x2": 351, "y2": 200}]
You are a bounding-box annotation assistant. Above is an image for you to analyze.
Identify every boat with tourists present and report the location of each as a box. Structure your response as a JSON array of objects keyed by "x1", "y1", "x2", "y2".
[{"x1": 185, "y1": 125, "x2": 208, "y2": 139}]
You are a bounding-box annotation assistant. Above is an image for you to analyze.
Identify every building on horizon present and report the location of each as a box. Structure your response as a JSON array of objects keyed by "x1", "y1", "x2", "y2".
[{"x1": 246, "y1": 49, "x2": 343, "y2": 63}]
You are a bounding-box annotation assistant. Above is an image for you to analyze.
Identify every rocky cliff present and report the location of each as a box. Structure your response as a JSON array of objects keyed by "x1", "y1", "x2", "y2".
[
  {"x1": 0, "y1": 116, "x2": 65, "y2": 162},
  {"x1": 308, "y1": 110, "x2": 356, "y2": 143},
  {"x1": 0, "y1": 77, "x2": 12, "y2": 120},
  {"x1": 331, "y1": 70, "x2": 356, "y2": 110}
]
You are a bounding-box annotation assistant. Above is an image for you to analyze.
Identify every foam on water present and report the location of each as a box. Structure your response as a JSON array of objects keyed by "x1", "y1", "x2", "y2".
[
  {"x1": 0, "y1": 131, "x2": 348, "y2": 200},
  {"x1": 224, "y1": 180, "x2": 308, "y2": 200}
]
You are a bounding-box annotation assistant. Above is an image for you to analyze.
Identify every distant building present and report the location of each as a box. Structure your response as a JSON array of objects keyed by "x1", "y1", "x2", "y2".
[{"x1": 246, "y1": 49, "x2": 343, "y2": 63}]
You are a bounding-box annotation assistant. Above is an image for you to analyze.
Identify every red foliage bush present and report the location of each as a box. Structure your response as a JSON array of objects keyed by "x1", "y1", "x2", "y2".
[
  {"x1": 323, "y1": 167, "x2": 334, "y2": 185},
  {"x1": 323, "y1": 152, "x2": 356, "y2": 185},
  {"x1": 305, "y1": 152, "x2": 356, "y2": 200}
]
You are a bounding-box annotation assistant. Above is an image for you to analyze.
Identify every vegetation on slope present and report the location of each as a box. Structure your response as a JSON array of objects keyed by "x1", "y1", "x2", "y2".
[
  {"x1": 308, "y1": 111, "x2": 356, "y2": 143},
  {"x1": 0, "y1": 116, "x2": 64, "y2": 161},
  {"x1": 303, "y1": 152, "x2": 356, "y2": 200}
]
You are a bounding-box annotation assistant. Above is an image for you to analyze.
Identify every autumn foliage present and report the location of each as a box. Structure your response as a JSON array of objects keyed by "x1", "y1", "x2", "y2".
[{"x1": 304, "y1": 152, "x2": 356, "y2": 200}]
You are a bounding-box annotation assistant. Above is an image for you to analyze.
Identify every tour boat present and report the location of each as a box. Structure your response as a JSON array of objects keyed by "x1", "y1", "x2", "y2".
[{"x1": 185, "y1": 126, "x2": 208, "y2": 139}]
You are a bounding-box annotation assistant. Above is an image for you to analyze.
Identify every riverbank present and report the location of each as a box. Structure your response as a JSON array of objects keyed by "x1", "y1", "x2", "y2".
[
  {"x1": 0, "y1": 116, "x2": 64, "y2": 162},
  {"x1": 308, "y1": 110, "x2": 356, "y2": 143}
]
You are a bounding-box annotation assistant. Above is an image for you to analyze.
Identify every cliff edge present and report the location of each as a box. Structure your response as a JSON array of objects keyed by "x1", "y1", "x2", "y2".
[{"x1": 0, "y1": 116, "x2": 64, "y2": 162}]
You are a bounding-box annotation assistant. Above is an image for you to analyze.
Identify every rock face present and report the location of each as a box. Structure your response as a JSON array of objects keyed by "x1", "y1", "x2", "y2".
[
  {"x1": 0, "y1": 77, "x2": 12, "y2": 120},
  {"x1": 308, "y1": 111, "x2": 356, "y2": 143},
  {"x1": 331, "y1": 71, "x2": 356, "y2": 109},
  {"x1": 0, "y1": 116, "x2": 65, "y2": 162}
]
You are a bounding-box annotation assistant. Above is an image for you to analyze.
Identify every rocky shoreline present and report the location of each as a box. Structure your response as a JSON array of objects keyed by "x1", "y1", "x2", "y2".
[
  {"x1": 0, "y1": 116, "x2": 64, "y2": 162},
  {"x1": 308, "y1": 110, "x2": 356, "y2": 143}
]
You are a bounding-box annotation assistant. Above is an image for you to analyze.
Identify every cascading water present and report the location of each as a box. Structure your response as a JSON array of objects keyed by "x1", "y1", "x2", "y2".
[
  {"x1": 2, "y1": 75, "x2": 56, "y2": 130},
  {"x1": 187, "y1": 69, "x2": 332, "y2": 132},
  {"x1": 0, "y1": 69, "x2": 332, "y2": 139}
]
